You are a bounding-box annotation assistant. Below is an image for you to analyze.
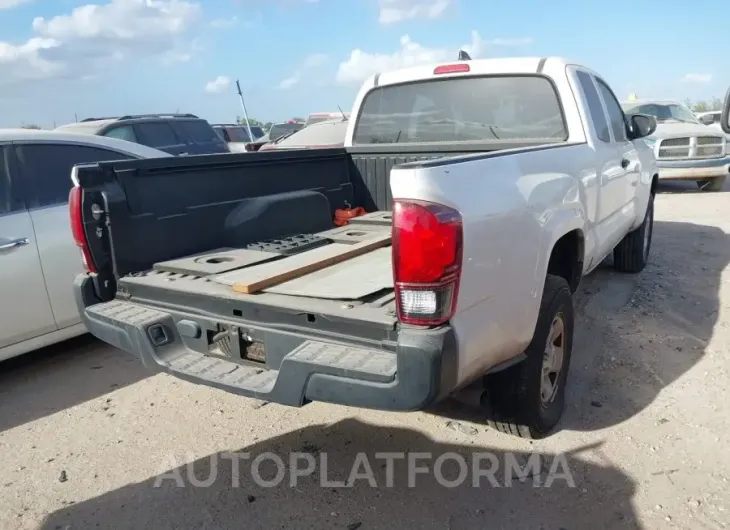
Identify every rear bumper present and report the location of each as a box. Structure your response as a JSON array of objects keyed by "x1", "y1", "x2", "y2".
[
  {"x1": 656, "y1": 157, "x2": 730, "y2": 180},
  {"x1": 74, "y1": 274, "x2": 457, "y2": 411}
]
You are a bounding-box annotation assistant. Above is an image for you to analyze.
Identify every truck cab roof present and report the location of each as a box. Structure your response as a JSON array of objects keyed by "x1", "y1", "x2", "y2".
[{"x1": 369, "y1": 56, "x2": 574, "y2": 89}]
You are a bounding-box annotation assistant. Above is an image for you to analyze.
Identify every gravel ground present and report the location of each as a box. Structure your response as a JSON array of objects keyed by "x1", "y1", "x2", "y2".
[{"x1": 1, "y1": 183, "x2": 728, "y2": 530}]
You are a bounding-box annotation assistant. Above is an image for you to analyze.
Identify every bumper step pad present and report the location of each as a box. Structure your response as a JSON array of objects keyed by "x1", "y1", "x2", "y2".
[{"x1": 85, "y1": 300, "x2": 397, "y2": 404}]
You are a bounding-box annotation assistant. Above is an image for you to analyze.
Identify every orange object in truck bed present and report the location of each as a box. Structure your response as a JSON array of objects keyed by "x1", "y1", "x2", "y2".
[{"x1": 334, "y1": 207, "x2": 366, "y2": 226}]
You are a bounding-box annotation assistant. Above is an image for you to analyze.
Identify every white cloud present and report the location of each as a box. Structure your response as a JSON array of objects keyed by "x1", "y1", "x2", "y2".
[
  {"x1": 0, "y1": 0, "x2": 32, "y2": 9},
  {"x1": 336, "y1": 31, "x2": 473, "y2": 84},
  {"x1": 0, "y1": 0, "x2": 201, "y2": 88},
  {"x1": 277, "y1": 53, "x2": 328, "y2": 89},
  {"x1": 209, "y1": 15, "x2": 238, "y2": 28},
  {"x1": 682, "y1": 73, "x2": 712, "y2": 84},
  {"x1": 378, "y1": 0, "x2": 453, "y2": 25},
  {"x1": 205, "y1": 75, "x2": 231, "y2": 94},
  {"x1": 336, "y1": 31, "x2": 533, "y2": 84}
]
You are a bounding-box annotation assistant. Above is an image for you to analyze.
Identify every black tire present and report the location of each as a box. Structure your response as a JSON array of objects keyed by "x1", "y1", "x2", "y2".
[
  {"x1": 696, "y1": 176, "x2": 727, "y2": 192},
  {"x1": 613, "y1": 193, "x2": 654, "y2": 273},
  {"x1": 481, "y1": 275, "x2": 574, "y2": 439}
]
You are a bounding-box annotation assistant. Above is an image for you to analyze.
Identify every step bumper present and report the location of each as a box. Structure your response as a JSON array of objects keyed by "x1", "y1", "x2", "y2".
[{"x1": 75, "y1": 278, "x2": 457, "y2": 411}]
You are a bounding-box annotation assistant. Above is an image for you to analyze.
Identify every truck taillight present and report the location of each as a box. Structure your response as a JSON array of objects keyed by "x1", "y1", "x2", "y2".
[
  {"x1": 392, "y1": 200, "x2": 463, "y2": 326},
  {"x1": 434, "y1": 63, "x2": 470, "y2": 75},
  {"x1": 69, "y1": 186, "x2": 97, "y2": 273}
]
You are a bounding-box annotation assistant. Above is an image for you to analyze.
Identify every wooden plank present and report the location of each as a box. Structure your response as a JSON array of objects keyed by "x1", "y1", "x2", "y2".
[
  {"x1": 263, "y1": 246, "x2": 392, "y2": 300},
  {"x1": 214, "y1": 233, "x2": 391, "y2": 294}
]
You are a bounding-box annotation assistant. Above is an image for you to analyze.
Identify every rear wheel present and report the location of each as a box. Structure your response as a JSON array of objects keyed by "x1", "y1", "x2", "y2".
[
  {"x1": 613, "y1": 193, "x2": 654, "y2": 273},
  {"x1": 696, "y1": 176, "x2": 727, "y2": 192},
  {"x1": 481, "y1": 275, "x2": 574, "y2": 439}
]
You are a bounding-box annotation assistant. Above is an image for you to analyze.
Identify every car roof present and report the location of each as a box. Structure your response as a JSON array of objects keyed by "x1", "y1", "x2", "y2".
[
  {"x1": 55, "y1": 120, "x2": 117, "y2": 134},
  {"x1": 55, "y1": 114, "x2": 204, "y2": 133},
  {"x1": 213, "y1": 123, "x2": 259, "y2": 128},
  {"x1": 621, "y1": 99, "x2": 685, "y2": 106},
  {"x1": 372, "y1": 56, "x2": 573, "y2": 89},
  {"x1": 0, "y1": 128, "x2": 172, "y2": 158},
  {"x1": 274, "y1": 119, "x2": 348, "y2": 147}
]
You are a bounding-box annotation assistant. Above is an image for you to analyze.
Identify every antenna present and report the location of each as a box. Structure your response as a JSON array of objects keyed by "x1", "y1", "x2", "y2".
[
  {"x1": 458, "y1": 50, "x2": 471, "y2": 61},
  {"x1": 235, "y1": 79, "x2": 255, "y2": 142},
  {"x1": 337, "y1": 105, "x2": 348, "y2": 121}
]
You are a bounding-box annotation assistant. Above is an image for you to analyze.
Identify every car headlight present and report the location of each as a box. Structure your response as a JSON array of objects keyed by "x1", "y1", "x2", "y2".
[{"x1": 644, "y1": 138, "x2": 657, "y2": 148}]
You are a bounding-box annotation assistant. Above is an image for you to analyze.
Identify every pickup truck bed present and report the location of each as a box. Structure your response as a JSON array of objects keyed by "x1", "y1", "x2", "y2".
[{"x1": 75, "y1": 144, "x2": 540, "y2": 410}]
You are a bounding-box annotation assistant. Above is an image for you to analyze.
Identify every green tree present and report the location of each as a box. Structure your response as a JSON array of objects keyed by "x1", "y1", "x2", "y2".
[
  {"x1": 236, "y1": 116, "x2": 266, "y2": 127},
  {"x1": 686, "y1": 97, "x2": 723, "y2": 112}
]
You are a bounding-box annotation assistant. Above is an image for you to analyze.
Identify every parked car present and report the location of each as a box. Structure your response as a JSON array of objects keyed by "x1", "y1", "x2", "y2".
[
  {"x1": 621, "y1": 99, "x2": 729, "y2": 191},
  {"x1": 259, "y1": 118, "x2": 348, "y2": 151},
  {"x1": 213, "y1": 124, "x2": 265, "y2": 141},
  {"x1": 213, "y1": 124, "x2": 265, "y2": 153},
  {"x1": 56, "y1": 113, "x2": 230, "y2": 156},
  {"x1": 304, "y1": 112, "x2": 350, "y2": 127},
  {"x1": 0, "y1": 129, "x2": 172, "y2": 362},
  {"x1": 72, "y1": 56, "x2": 660, "y2": 439},
  {"x1": 267, "y1": 121, "x2": 304, "y2": 142}
]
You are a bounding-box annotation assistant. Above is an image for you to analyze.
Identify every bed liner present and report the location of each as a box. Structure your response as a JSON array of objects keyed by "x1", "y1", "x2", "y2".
[{"x1": 117, "y1": 222, "x2": 398, "y2": 329}]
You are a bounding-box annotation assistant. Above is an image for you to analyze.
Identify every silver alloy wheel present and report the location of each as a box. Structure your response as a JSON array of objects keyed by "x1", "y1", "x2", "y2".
[{"x1": 540, "y1": 313, "x2": 565, "y2": 405}]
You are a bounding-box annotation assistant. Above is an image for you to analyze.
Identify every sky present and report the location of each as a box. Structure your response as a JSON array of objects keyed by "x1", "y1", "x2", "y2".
[{"x1": 1, "y1": 0, "x2": 728, "y2": 128}]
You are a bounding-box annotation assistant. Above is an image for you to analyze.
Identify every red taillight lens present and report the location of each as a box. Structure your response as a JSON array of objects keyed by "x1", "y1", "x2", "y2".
[
  {"x1": 69, "y1": 186, "x2": 96, "y2": 273},
  {"x1": 392, "y1": 200, "x2": 463, "y2": 326},
  {"x1": 433, "y1": 63, "x2": 470, "y2": 75}
]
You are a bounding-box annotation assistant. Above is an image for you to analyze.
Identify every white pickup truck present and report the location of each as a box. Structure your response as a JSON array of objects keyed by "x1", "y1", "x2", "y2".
[{"x1": 71, "y1": 56, "x2": 662, "y2": 439}]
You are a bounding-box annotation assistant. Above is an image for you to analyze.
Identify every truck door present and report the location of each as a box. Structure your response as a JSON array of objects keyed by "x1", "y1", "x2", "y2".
[
  {"x1": 595, "y1": 78, "x2": 640, "y2": 224},
  {"x1": 574, "y1": 70, "x2": 631, "y2": 260},
  {"x1": 0, "y1": 144, "x2": 57, "y2": 353}
]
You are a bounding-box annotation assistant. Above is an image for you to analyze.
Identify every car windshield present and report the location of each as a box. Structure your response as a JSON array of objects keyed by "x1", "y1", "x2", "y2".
[
  {"x1": 621, "y1": 103, "x2": 699, "y2": 124},
  {"x1": 352, "y1": 75, "x2": 567, "y2": 145},
  {"x1": 306, "y1": 116, "x2": 335, "y2": 126},
  {"x1": 269, "y1": 122, "x2": 303, "y2": 140},
  {"x1": 275, "y1": 120, "x2": 349, "y2": 147}
]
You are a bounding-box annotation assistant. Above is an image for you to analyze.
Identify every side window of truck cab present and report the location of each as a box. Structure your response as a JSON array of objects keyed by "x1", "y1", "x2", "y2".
[{"x1": 575, "y1": 70, "x2": 611, "y2": 143}]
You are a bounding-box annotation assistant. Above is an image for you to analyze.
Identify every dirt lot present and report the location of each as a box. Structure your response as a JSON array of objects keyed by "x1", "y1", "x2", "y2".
[{"x1": 1, "y1": 183, "x2": 728, "y2": 530}]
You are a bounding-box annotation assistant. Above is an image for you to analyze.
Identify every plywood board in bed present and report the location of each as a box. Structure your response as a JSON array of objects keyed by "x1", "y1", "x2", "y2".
[
  {"x1": 213, "y1": 233, "x2": 391, "y2": 294},
  {"x1": 262, "y1": 246, "x2": 393, "y2": 299},
  {"x1": 154, "y1": 247, "x2": 281, "y2": 276}
]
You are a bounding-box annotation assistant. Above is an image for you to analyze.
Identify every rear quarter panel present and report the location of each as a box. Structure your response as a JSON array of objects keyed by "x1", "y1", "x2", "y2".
[{"x1": 390, "y1": 143, "x2": 597, "y2": 386}]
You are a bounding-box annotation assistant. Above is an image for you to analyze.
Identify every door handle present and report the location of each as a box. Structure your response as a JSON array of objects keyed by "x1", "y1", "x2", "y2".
[
  {"x1": 0, "y1": 237, "x2": 30, "y2": 250},
  {"x1": 621, "y1": 158, "x2": 630, "y2": 169}
]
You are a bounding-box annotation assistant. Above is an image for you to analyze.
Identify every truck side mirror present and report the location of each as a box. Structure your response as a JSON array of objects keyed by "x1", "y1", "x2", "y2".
[
  {"x1": 699, "y1": 114, "x2": 714, "y2": 126},
  {"x1": 721, "y1": 87, "x2": 730, "y2": 134},
  {"x1": 629, "y1": 114, "x2": 657, "y2": 139}
]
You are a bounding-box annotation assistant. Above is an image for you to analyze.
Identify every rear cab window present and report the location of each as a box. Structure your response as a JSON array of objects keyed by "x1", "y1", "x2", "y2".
[{"x1": 352, "y1": 75, "x2": 568, "y2": 145}]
